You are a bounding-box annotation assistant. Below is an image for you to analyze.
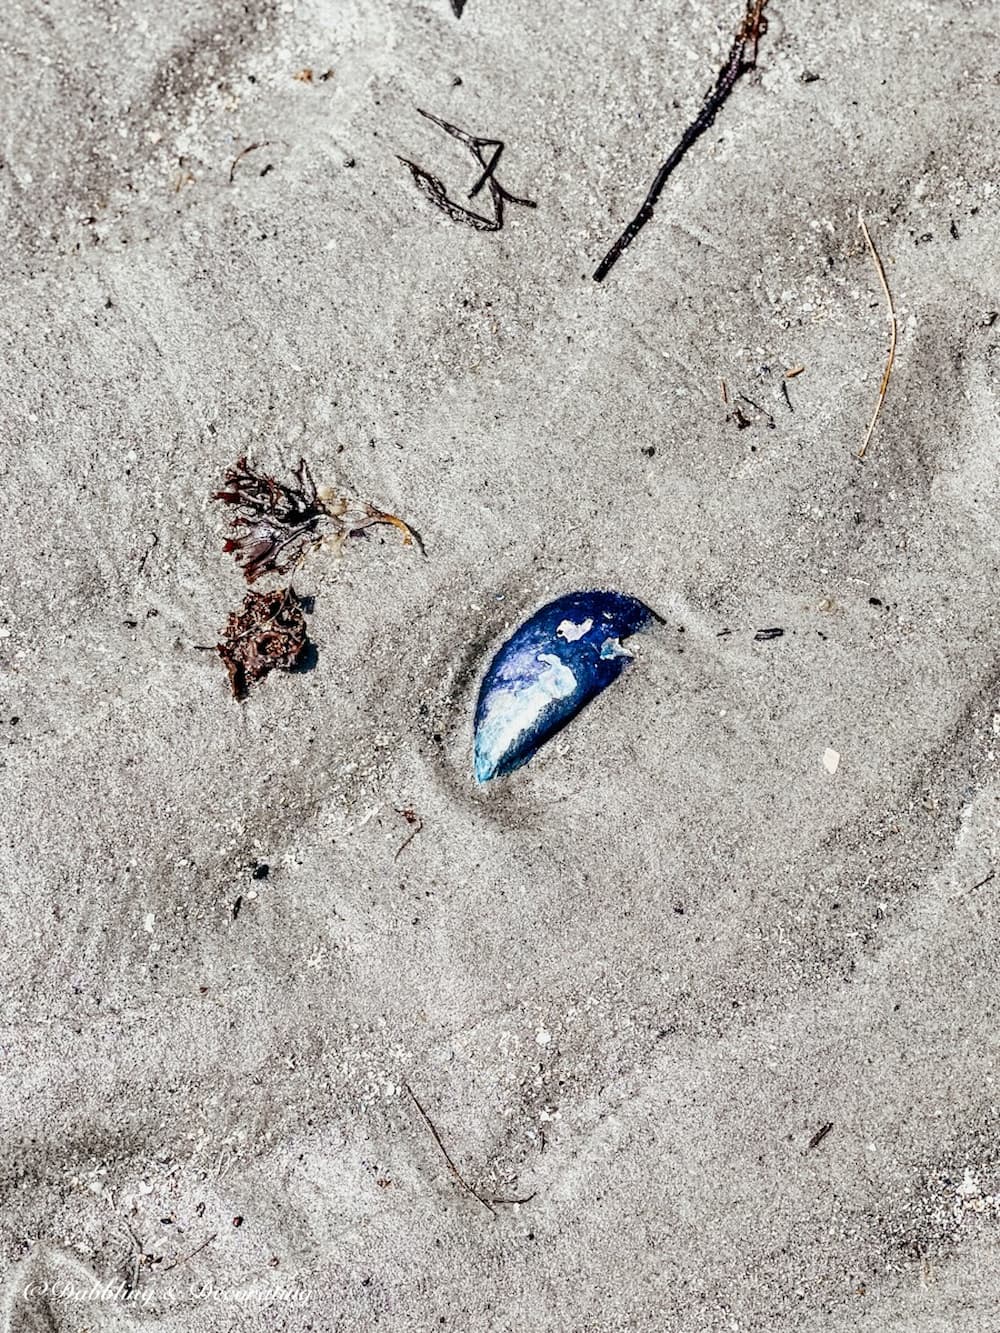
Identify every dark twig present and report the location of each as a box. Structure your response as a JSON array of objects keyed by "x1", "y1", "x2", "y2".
[
  {"x1": 807, "y1": 1121, "x2": 833, "y2": 1151},
  {"x1": 738, "y1": 391, "x2": 776, "y2": 429},
  {"x1": 406, "y1": 1083, "x2": 496, "y2": 1215},
  {"x1": 404, "y1": 1083, "x2": 535, "y2": 1215},
  {"x1": 136, "y1": 531, "x2": 159, "y2": 574},
  {"x1": 400, "y1": 109, "x2": 536, "y2": 232},
  {"x1": 399, "y1": 160, "x2": 505, "y2": 231},
  {"x1": 971, "y1": 869, "x2": 995, "y2": 892},
  {"x1": 159, "y1": 1232, "x2": 218, "y2": 1273},
  {"x1": 393, "y1": 808, "x2": 424, "y2": 860},
  {"x1": 468, "y1": 141, "x2": 504, "y2": 200},
  {"x1": 593, "y1": 0, "x2": 770, "y2": 282},
  {"x1": 419, "y1": 111, "x2": 537, "y2": 216},
  {"x1": 229, "y1": 141, "x2": 280, "y2": 184}
]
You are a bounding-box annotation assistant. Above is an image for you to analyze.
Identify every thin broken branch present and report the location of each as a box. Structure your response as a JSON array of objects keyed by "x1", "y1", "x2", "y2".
[
  {"x1": 856, "y1": 212, "x2": 897, "y2": 460},
  {"x1": 807, "y1": 1121, "x2": 834, "y2": 1151},
  {"x1": 399, "y1": 160, "x2": 504, "y2": 230},
  {"x1": 229, "y1": 141, "x2": 277, "y2": 183},
  {"x1": 400, "y1": 109, "x2": 536, "y2": 232},
  {"x1": 393, "y1": 808, "x2": 424, "y2": 860},
  {"x1": 593, "y1": 0, "x2": 770, "y2": 282},
  {"x1": 404, "y1": 1082, "x2": 535, "y2": 1216},
  {"x1": 159, "y1": 1232, "x2": 218, "y2": 1273}
]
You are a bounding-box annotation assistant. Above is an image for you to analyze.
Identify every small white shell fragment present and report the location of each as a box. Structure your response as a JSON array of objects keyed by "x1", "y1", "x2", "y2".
[
  {"x1": 822, "y1": 747, "x2": 840, "y2": 774},
  {"x1": 556, "y1": 618, "x2": 593, "y2": 642},
  {"x1": 535, "y1": 1029, "x2": 552, "y2": 1047}
]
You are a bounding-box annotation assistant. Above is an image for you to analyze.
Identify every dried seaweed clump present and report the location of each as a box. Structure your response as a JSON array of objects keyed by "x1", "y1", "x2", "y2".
[
  {"x1": 217, "y1": 587, "x2": 309, "y2": 699},
  {"x1": 211, "y1": 456, "x2": 421, "y2": 699},
  {"x1": 214, "y1": 455, "x2": 421, "y2": 583}
]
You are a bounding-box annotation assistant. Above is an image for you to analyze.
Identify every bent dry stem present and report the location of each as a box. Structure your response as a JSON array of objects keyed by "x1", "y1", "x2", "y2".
[
  {"x1": 856, "y1": 211, "x2": 897, "y2": 460},
  {"x1": 405, "y1": 1082, "x2": 535, "y2": 1216}
]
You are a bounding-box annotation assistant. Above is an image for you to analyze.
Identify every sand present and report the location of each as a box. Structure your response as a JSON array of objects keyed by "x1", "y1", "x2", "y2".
[{"x1": 2, "y1": 0, "x2": 999, "y2": 1328}]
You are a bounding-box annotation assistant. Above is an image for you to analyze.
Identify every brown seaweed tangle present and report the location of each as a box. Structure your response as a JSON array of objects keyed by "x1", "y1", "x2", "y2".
[
  {"x1": 214, "y1": 456, "x2": 422, "y2": 582},
  {"x1": 217, "y1": 586, "x2": 309, "y2": 699}
]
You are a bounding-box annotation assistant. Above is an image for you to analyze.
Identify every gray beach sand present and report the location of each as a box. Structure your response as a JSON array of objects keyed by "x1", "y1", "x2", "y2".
[{"x1": 1, "y1": 0, "x2": 998, "y2": 1328}]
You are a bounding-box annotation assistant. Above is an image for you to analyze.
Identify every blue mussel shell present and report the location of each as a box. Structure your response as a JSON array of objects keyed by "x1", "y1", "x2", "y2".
[{"x1": 473, "y1": 590, "x2": 657, "y2": 782}]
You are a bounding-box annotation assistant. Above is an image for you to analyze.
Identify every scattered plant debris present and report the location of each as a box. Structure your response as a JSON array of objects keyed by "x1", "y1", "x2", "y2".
[
  {"x1": 217, "y1": 587, "x2": 310, "y2": 699},
  {"x1": 593, "y1": 0, "x2": 771, "y2": 281},
  {"x1": 404, "y1": 1082, "x2": 536, "y2": 1216},
  {"x1": 856, "y1": 212, "x2": 897, "y2": 459},
  {"x1": 393, "y1": 808, "x2": 424, "y2": 860},
  {"x1": 210, "y1": 457, "x2": 421, "y2": 699},
  {"x1": 229, "y1": 141, "x2": 280, "y2": 184},
  {"x1": 399, "y1": 109, "x2": 536, "y2": 232},
  {"x1": 808, "y1": 1121, "x2": 834, "y2": 1150},
  {"x1": 159, "y1": 1232, "x2": 218, "y2": 1273},
  {"x1": 724, "y1": 379, "x2": 778, "y2": 430},
  {"x1": 293, "y1": 67, "x2": 314, "y2": 83},
  {"x1": 785, "y1": 365, "x2": 805, "y2": 378},
  {"x1": 137, "y1": 531, "x2": 159, "y2": 573},
  {"x1": 753, "y1": 626, "x2": 784, "y2": 641},
  {"x1": 213, "y1": 458, "x2": 424, "y2": 703},
  {"x1": 214, "y1": 456, "x2": 421, "y2": 583},
  {"x1": 738, "y1": 391, "x2": 776, "y2": 429}
]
